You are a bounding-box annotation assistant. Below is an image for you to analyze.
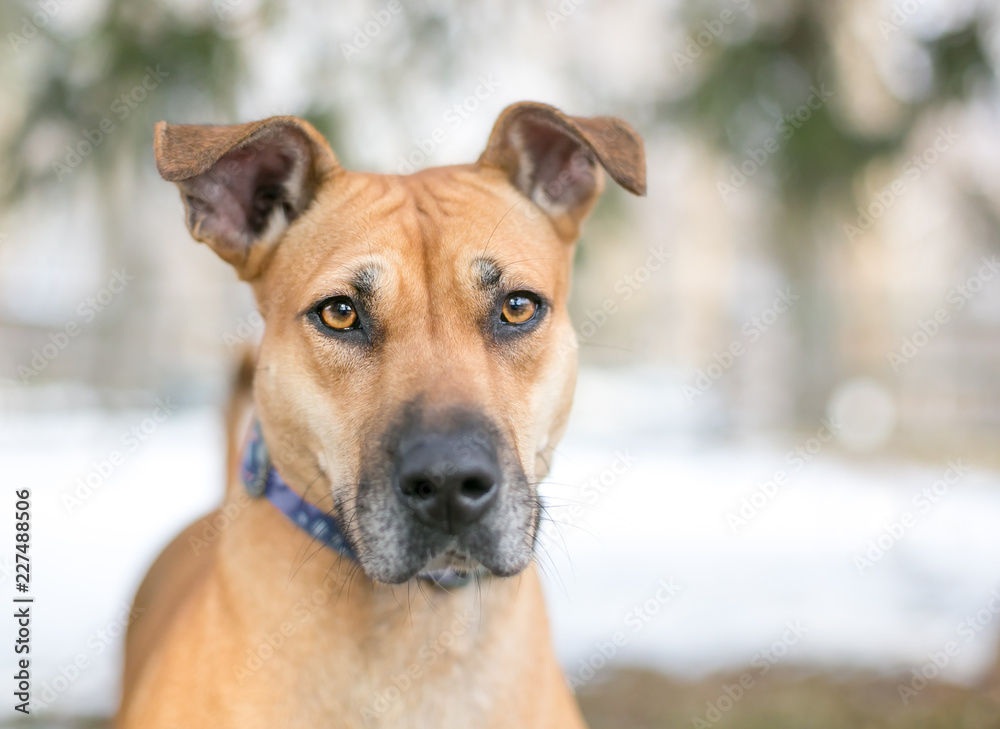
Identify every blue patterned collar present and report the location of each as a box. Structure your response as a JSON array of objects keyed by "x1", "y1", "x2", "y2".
[{"x1": 240, "y1": 420, "x2": 473, "y2": 589}]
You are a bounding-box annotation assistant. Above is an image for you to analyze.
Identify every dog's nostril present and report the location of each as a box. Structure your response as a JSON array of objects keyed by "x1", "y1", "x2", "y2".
[
  {"x1": 402, "y1": 479, "x2": 437, "y2": 500},
  {"x1": 460, "y1": 475, "x2": 494, "y2": 500}
]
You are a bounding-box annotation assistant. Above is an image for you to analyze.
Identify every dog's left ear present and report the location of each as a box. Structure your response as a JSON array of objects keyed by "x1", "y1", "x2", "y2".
[
  {"x1": 154, "y1": 116, "x2": 339, "y2": 279},
  {"x1": 478, "y1": 102, "x2": 646, "y2": 241}
]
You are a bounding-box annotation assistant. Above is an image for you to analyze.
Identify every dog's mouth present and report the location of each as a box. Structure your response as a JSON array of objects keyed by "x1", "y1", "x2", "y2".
[
  {"x1": 351, "y1": 480, "x2": 538, "y2": 585},
  {"x1": 420, "y1": 545, "x2": 477, "y2": 573},
  {"x1": 415, "y1": 546, "x2": 483, "y2": 587}
]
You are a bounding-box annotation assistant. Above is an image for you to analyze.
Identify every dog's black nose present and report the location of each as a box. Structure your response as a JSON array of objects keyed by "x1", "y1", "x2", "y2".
[{"x1": 394, "y1": 432, "x2": 501, "y2": 533}]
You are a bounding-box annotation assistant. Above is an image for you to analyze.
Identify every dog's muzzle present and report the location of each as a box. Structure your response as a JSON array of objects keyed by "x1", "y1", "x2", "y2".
[
  {"x1": 394, "y1": 430, "x2": 502, "y2": 534},
  {"x1": 353, "y1": 408, "x2": 537, "y2": 584}
]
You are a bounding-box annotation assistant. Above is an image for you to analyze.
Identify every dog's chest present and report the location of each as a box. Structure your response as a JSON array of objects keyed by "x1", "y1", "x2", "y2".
[{"x1": 256, "y1": 594, "x2": 516, "y2": 728}]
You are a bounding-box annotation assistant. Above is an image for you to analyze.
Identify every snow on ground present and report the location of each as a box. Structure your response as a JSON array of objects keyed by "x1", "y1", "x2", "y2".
[{"x1": 2, "y1": 366, "x2": 999, "y2": 720}]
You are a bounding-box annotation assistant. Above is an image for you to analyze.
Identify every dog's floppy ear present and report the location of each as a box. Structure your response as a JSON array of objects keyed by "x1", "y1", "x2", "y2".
[
  {"x1": 153, "y1": 116, "x2": 339, "y2": 279},
  {"x1": 478, "y1": 101, "x2": 646, "y2": 241}
]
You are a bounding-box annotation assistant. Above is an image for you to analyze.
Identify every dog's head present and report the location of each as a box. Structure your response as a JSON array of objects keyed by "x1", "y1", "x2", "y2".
[{"x1": 154, "y1": 102, "x2": 645, "y2": 583}]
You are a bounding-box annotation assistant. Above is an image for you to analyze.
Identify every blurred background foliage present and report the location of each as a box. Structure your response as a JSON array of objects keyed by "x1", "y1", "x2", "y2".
[
  {"x1": 667, "y1": 0, "x2": 996, "y2": 418},
  {"x1": 2, "y1": 0, "x2": 998, "y2": 434}
]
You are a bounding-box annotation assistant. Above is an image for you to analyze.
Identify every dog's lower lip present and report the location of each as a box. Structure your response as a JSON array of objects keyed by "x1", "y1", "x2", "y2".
[
  {"x1": 410, "y1": 545, "x2": 482, "y2": 582},
  {"x1": 417, "y1": 560, "x2": 494, "y2": 589},
  {"x1": 418, "y1": 567, "x2": 470, "y2": 582}
]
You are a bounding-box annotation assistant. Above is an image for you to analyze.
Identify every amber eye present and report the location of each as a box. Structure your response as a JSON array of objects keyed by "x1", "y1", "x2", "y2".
[
  {"x1": 501, "y1": 293, "x2": 538, "y2": 324},
  {"x1": 319, "y1": 298, "x2": 358, "y2": 330}
]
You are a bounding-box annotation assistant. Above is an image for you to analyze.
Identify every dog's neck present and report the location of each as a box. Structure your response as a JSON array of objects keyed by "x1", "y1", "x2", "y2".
[
  {"x1": 239, "y1": 419, "x2": 358, "y2": 556},
  {"x1": 208, "y1": 490, "x2": 567, "y2": 725},
  {"x1": 208, "y1": 418, "x2": 573, "y2": 725}
]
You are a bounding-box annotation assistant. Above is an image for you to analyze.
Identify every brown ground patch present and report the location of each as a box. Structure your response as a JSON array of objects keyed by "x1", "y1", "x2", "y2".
[
  {"x1": 6, "y1": 667, "x2": 999, "y2": 728},
  {"x1": 578, "y1": 667, "x2": 1000, "y2": 729}
]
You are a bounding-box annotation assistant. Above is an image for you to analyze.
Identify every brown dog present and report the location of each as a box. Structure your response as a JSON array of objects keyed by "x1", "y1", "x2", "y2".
[{"x1": 116, "y1": 102, "x2": 645, "y2": 728}]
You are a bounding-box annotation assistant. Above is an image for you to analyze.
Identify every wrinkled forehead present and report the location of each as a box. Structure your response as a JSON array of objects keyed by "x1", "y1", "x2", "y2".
[{"x1": 258, "y1": 166, "x2": 572, "y2": 308}]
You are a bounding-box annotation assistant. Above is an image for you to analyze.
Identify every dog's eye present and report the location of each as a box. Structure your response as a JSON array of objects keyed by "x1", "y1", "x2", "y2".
[
  {"x1": 318, "y1": 298, "x2": 359, "y2": 330},
  {"x1": 501, "y1": 292, "x2": 538, "y2": 325}
]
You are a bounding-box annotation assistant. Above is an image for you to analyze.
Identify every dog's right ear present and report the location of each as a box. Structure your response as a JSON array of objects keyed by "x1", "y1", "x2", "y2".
[{"x1": 153, "y1": 117, "x2": 339, "y2": 279}]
